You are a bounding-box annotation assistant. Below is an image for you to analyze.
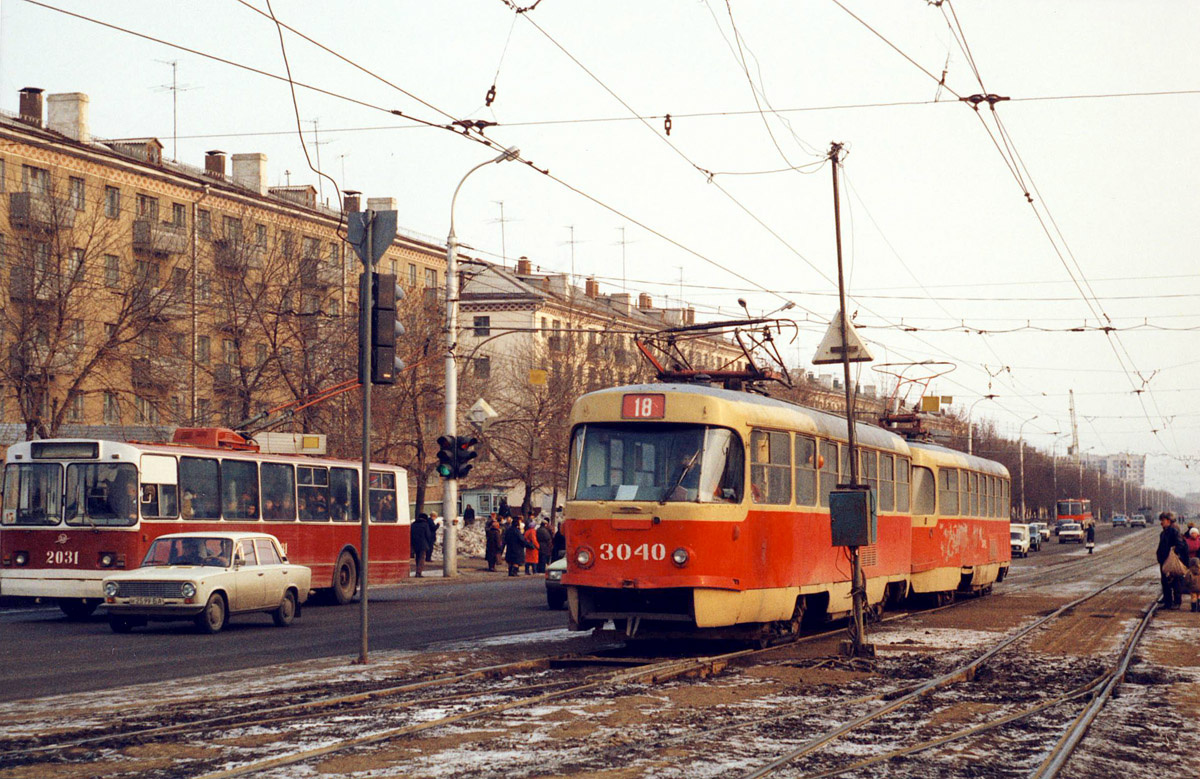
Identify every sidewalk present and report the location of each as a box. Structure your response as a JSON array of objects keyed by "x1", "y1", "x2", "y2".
[{"x1": 405, "y1": 556, "x2": 542, "y2": 584}]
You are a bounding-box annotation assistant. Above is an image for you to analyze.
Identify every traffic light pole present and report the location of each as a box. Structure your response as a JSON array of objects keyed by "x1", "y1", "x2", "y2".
[{"x1": 358, "y1": 212, "x2": 373, "y2": 664}]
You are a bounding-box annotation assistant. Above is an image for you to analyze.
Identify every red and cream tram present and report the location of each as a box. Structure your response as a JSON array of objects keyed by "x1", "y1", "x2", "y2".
[
  {"x1": 0, "y1": 429, "x2": 410, "y2": 617},
  {"x1": 561, "y1": 384, "x2": 1010, "y2": 639}
]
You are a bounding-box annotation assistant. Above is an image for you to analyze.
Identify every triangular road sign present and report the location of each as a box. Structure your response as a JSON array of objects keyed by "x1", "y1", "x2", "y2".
[{"x1": 812, "y1": 311, "x2": 874, "y2": 365}]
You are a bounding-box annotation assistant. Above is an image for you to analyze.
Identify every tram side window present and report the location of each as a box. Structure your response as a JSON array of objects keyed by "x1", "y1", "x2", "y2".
[
  {"x1": 986, "y1": 476, "x2": 995, "y2": 517},
  {"x1": 794, "y1": 436, "x2": 818, "y2": 506},
  {"x1": 261, "y1": 463, "x2": 297, "y2": 521},
  {"x1": 180, "y1": 457, "x2": 220, "y2": 520},
  {"x1": 879, "y1": 454, "x2": 895, "y2": 512},
  {"x1": 861, "y1": 450, "x2": 878, "y2": 499},
  {"x1": 298, "y1": 466, "x2": 330, "y2": 521},
  {"x1": 913, "y1": 465, "x2": 935, "y2": 515},
  {"x1": 819, "y1": 441, "x2": 838, "y2": 507},
  {"x1": 368, "y1": 470, "x2": 396, "y2": 522},
  {"x1": 896, "y1": 457, "x2": 911, "y2": 513},
  {"x1": 938, "y1": 469, "x2": 959, "y2": 516},
  {"x1": 968, "y1": 472, "x2": 978, "y2": 516},
  {"x1": 749, "y1": 430, "x2": 790, "y2": 504},
  {"x1": 3, "y1": 463, "x2": 62, "y2": 526},
  {"x1": 332, "y1": 467, "x2": 362, "y2": 522},
  {"x1": 65, "y1": 463, "x2": 140, "y2": 527},
  {"x1": 221, "y1": 460, "x2": 259, "y2": 520},
  {"x1": 1003, "y1": 480, "x2": 1011, "y2": 514}
]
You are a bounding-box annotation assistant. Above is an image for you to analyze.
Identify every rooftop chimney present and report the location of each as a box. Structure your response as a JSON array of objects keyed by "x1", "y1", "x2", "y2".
[
  {"x1": 47, "y1": 92, "x2": 89, "y2": 142},
  {"x1": 204, "y1": 150, "x2": 226, "y2": 179},
  {"x1": 638, "y1": 292, "x2": 653, "y2": 310},
  {"x1": 686, "y1": 306, "x2": 695, "y2": 325},
  {"x1": 231, "y1": 152, "x2": 268, "y2": 196},
  {"x1": 366, "y1": 196, "x2": 396, "y2": 212},
  {"x1": 342, "y1": 191, "x2": 361, "y2": 213},
  {"x1": 516, "y1": 257, "x2": 532, "y2": 275},
  {"x1": 585, "y1": 277, "x2": 599, "y2": 298},
  {"x1": 18, "y1": 87, "x2": 43, "y2": 127}
]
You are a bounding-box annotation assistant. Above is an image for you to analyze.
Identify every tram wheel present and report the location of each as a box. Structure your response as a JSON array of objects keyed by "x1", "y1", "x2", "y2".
[{"x1": 331, "y1": 551, "x2": 358, "y2": 605}]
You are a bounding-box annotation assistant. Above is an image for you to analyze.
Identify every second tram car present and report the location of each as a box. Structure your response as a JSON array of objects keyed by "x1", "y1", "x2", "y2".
[{"x1": 561, "y1": 384, "x2": 1010, "y2": 639}]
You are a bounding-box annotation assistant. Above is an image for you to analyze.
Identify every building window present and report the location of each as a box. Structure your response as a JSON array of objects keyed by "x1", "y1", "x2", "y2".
[
  {"x1": 103, "y1": 392, "x2": 120, "y2": 424},
  {"x1": 223, "y1": 216, "x2": 242, "y2": 241},
  {"x1": 67, "y1": 393, "x2": 84, "y2": 423},
  {"x1": 424, "y1": 267, "x2": 437, "y2": 288},
  {"x1": 328, "y1": 242, "x2": 339, "y2": 264},
  {"x1": 223, "y1": 339, "x2": 237, "y2": 365},
  {"x1": 104, "y1": 186, "x2": 120, "y2": 219},
  {"x1": 474, "y1": 356, "x2": 491, "y2": 382},
  {"x1": 135, "y1": 396, "x2": 159, "y2": 424},
  {"x1": 21, "y1": 165, "x2": 49, "y2": 195},
  {"x1": 68, "y1": 248, "x2": 84, "y2": 283},
  {"x1": 136, "y1": 194, "x2": 158, "y2": 221},
  {"x1": 198, "y1": 209, "x2": 211, "y2": 237},
  {"x1": 255, "y1": 223, "x2": 267, "y2": 246},
  {"x1": 196, "y1": 398, "x2": 211, "y2": 425},
  {"x1": 408, "y1": 263, "x2": 417, "y2": 286},
  {"x1": 329, "y1": 299, "x2": 340, "y2": 317},
  {"x1": 302, "y1": 236, "x2": 318, "y2": 259},
  {"x1": 0, "y1": 234, "x2": 7, "y2": 273},
  {"x1": 172, "y1": 203, "x2": 186, "y2": 227},
  {"x1": 255, "y1": 344, "x2": 268, "y2": 367},
  {"x1": 473, "y1": 316, "x2": 491, "y2": 337},
  {"x1": 197, "y1": 335, "x2": 210, "y2": 364},
  {"x1": 197, "y1": 272, "x2": 211, "y2": 302},
  {"x1": 0, "y1": 158, "x2": 5, "y2": 191},
  {"x1": 104, "y1": 254, "x2": 120, "y2": 287},
  {"x1": 69, "y1": 177, "x2": 85, "y2": 210}
]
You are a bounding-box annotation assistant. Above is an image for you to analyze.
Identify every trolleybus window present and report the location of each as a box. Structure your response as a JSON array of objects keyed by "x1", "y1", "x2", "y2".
[
  {"x1": 819, "y1": 441, "x2": 838, "y2": 508},
  {"x1": 180, "y1": 457, "x2": 221, "y2": 520},
  {"x1": 896, "y1": 457, "x2": 911, "y2": 513},
  {"x1": 794, "y1": 436, "x2": 818, "y2": 506},
  {"x1": 750, "y1": 430, "x2": 791, "y2": 505},
  {"x1": 298, "y1": 466, "x2": 330, "y2": 521},
  {"x1": 913, "y1": 465, "x2": 935, "y2": 515},
  {"x1": 261, "y1": 463, "x2": 297, "y2": 521},
  {"x1": 140, "y1": 454, "x2": 179, "y2": 519},
  {"x1": 221, "y1": 460, "x2": 259, "y2": 520},
  {"x1": 331, "y1": 467, "x2": 360, "y2": 522},
  {"x1": 2, "y1": 463, "x2": 62, "y2": 525},
  {"x1": 939, "y1": 469, "x2": 960, "y2": 516},
  {"x1": 569, "y1": 423, "x2": 743, "y2": 503},
  {"x1": 879, "y1": 454, "x2": 895, "y2": 512},
  {"x1": 65, "y1": 462, "x2": 139, "y2": 526},
  {"x1": 368, "y1": 470, "x2": 395, "y2": 522}
]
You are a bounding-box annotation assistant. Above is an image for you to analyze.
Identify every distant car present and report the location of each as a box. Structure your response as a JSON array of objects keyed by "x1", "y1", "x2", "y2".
[
  {"x1": 545, "y1": 557, "x2": 567, "y2": 609},
  {"x1": 1058, "y1": 522, "x2": 1085, "y2": 544},
  {"x1": 1029, "y1": 522, "x2": 1051, "y2": 541},
  {"x1": 1011, "y1": 525, "x2": 1032, "y2": 558},
  {"x1": 1028, "y1": 528, "x2": 1043, "y2": 552},
  {"x1": 103, "y1": 532, "x2": 311, "y2": 634},
  {"x1": 1130, "y1": 514, "x2": 1148, "y2": 528},
  {"x1": 1112, "y1": 514, "x2": 1128, "y2": 527}
]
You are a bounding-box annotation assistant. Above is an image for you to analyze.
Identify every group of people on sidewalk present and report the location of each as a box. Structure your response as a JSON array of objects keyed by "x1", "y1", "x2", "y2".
[
  {"x1": 483, "y1": 501, "x2": 566, "y2": 577},
  {"x1": 1156, "y1": 510, "x2": 1200, "y2": 610}
]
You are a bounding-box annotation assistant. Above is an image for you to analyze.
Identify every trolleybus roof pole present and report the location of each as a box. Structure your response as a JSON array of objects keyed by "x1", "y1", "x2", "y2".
[{"x1": 831, "y1": 141, "x2": 871, "y2": 658}]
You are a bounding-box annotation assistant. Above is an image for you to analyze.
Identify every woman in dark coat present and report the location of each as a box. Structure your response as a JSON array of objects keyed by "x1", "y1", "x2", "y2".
[
  {"x1": 551, "y1": 523, "x2": 567, "y2": 562},
  {"x1": 502, "y1": 516, "x2": 526, "y2": 577},
  {"x1": 484, "y1": 513, "x2": 503, "y2": 572},
  {"x1": 410, "y1": 514, "x2": 435, "y2": 577},
  {"x1": 535, "y1": 520, "x2": 553, "y2": 573}
]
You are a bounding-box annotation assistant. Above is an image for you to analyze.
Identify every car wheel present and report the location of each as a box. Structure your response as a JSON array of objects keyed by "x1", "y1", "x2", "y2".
[
  {"x1": 273, "y1": 590, "x2": 297, "y2": 627},
  {"x1": 547, "y1": 591, "x2": 567, "y2": 610},
  {"x1": 195, "y1": 593, "x2": 227, "y2": 634},
  {"x1": 58, "y1": 599, "x2": 100, "y2": 620},
  {"x1": 331, "y1": 551, "x2": 358, "y2": 605},
  {"x1": 109, "y1": 616, "x2": 134, "y2": 634}
]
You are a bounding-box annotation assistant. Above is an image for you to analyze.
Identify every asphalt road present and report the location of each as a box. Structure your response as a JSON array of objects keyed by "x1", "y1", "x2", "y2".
[{"x1": 0, "y1": 574, "x2": 564, "y2": 701}]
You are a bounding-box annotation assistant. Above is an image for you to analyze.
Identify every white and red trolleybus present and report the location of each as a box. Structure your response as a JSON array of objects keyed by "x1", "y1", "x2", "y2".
[
  {"x1": 1055, "y1": 498, "x2": 1093, "y2": 529},
  {"x1": 0, "y1": 428, "x2": 410, "y2": 618}
]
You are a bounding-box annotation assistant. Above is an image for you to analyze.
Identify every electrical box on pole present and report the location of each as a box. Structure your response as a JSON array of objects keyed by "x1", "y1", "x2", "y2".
[{"x1": 829, "y1": 485, "x2": 877, "y2": 547}]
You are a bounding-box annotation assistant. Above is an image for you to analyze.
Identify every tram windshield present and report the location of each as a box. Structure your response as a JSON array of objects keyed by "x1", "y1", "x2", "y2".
[
  {"x1": 569, "y1": 423, "x2": 743, "y2": 503},
  {"x1": 2, "y1": 463, "x2": 63, "y2": 526}
]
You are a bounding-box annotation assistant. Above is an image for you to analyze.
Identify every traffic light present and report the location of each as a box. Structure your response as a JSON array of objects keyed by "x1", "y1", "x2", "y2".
[
  {"x1": 361, "y1": 273, "x2": 406, "y2": 385},
  {"x1": 436, "y1": 435, "x2": 456, "y2": 478},
  {"x1": 455, "y1": 436, "x2": 478, "y2": 479}
]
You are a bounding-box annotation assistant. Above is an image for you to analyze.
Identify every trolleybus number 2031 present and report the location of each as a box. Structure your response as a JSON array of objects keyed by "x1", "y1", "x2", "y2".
[{"x1": 599, "y1": 542, "x2": 667, "y2": 562}]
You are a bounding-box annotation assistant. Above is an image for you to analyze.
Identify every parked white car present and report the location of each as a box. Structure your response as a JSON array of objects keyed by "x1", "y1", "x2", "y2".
[
  {"x1": 1010, "y1": 524, "x2": 1032, "y2": 558},
  {"x1": 103, "y1": 532, "x2": 311, "y2": 634}
]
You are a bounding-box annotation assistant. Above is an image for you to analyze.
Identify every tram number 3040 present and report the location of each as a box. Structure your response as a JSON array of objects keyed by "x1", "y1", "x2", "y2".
[{"x1": 598, "y1": 543, "x2": 667, "y2": 561}]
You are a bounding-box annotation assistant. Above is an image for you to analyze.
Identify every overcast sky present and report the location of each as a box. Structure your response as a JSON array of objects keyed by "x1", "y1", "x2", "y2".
[{"x1": 4, "y1": 0, "x2": 1198, "y2": 495}]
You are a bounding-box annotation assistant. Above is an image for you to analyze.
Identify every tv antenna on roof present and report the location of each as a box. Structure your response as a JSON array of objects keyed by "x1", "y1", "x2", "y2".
[{"x1": 153, "y1": 60, "x2": 197, "y2": 161}]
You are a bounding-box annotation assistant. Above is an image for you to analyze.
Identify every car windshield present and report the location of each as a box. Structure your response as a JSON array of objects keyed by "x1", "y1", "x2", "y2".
[
  {"x1": 142, "y1": 537, "x2": 232, "y2": 567},
  {"x1": 569, "y1": 423, "x2": 744, "y2": 503},
  {"x1": 1063, "y1": 523, "x2": 1081, "y2": 531}
]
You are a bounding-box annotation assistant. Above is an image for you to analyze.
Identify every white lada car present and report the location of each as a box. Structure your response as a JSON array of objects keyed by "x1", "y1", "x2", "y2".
[{"x1": 102, "y1": 532, "x2": 311, "y2": 634}]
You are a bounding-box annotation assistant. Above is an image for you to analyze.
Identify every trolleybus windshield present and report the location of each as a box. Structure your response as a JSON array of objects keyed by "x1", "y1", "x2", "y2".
[
  {"x1": 569, "y1": 423, "x2": 743, "y2": 503},
  {"x1": 2, "y1": 463, "x2": 62, "y2": 525},
  {"x1": 65, "y1": 462, "x2": 140, "y2": 527}
]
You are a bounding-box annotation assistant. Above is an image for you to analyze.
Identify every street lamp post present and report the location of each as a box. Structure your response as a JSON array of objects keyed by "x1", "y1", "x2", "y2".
[
  {"x1": 966, "y1": 394, "x2": 997, "y2": 456},
  {"x1": 444, "y1": 147, "x2": 520, "y2": 577},
  {"x1": 1017, "y1": 416, "x2": 1038, "y2": 520}
]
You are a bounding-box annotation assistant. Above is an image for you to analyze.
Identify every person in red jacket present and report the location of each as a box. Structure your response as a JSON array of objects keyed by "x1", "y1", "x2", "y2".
[{"x1": 523, "y1": 518, "x2": 540, "y2": 575}]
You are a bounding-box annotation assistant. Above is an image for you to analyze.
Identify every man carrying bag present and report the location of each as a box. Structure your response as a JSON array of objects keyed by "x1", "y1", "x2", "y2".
[{"x1": 1157, "y1": 511, "x2": 1189, "y2": 609}]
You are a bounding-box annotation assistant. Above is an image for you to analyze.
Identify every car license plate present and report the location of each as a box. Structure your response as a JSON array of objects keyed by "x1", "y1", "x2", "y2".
[{"x1": 129, "y1": 597, "x2": 165, "y2": 605}]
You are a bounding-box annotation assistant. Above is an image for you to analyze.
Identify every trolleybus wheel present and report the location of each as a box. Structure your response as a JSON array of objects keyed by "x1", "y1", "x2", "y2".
[
  {"x1": 273, "y1": 590, "x2": 297, "y2": 627},
  {"x1": 58, "y1": 598, "x2": 99, "y2": 620},
  {"x1": 109, "y1": 616, "x2": 134, "y2": 634},
  {"x1": 331, "y1": 551, "x2": 358, "y2": 605},
  {"x1": 196, "y1": 593, "x2": 227, "y2": 634}
]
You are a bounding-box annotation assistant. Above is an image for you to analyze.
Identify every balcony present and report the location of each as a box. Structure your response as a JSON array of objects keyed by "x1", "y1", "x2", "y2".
[
  {"x1": 300, "y1": 258, "x2": 342, "y2": 288},
  {"x1": 129, "y1": 286, "x2": 184, "y2": 322},
  {"x1": 9, "y1": 342, "x2": 79, "y2": 377},
  {"x1": 132, "y1": 219, "x2": 188, "y2": 255},
  {"x1": 8, "y1": 192, "x2": 75, "y2": 231},
  {"x1": 212, "y1": 238, "x2": 264, "y2": 274},
  {"x1": 212, "y1": 363, "x2": 240, "y2": 395},
  {"x1": 131, "y1": 356, "x2": 179, "y2": 390},
  {"x1": 9, "y1": 266, "x2": 56, "y2": 303}
]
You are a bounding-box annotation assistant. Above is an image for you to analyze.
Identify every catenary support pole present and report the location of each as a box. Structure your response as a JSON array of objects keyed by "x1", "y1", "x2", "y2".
[{"x1": 359, "y1": 212, "x2": 373, "y2": 664}]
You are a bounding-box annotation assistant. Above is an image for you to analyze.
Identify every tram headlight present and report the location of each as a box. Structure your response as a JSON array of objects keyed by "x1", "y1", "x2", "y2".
[
  {"x1": 181, "y1": 582, "x2": 197, "y2": 599},
  {"x1": 99, "y1": 553, "x2": 115, "y2": 568},
  {"x1": 575, "y1": 546, "x2": 595, "y2": 569},
  {"x1": 671, "y1": 547, "x2": 690, "y2": 567},
  {"x1": 14, "y1": 552, "x2": 27, "y2": 566},
  {"x1": 104, "y1": 581, "x2": 118, "y2": 598}
]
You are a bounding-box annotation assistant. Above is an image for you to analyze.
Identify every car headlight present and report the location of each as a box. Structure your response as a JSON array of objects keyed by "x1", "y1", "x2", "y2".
[
  {"x1": 181, "y1": 582, "x2": 197, "y2": 598},
  {"x1": 548, "y1": 570, "x2": 563, "y2": 582},
  {"x1": 575, "y1": 546, "x2": 594, "y2": 568},
  {"x1": 104, "y1": 582, "x2": 118, "y2": 597},
  {"x1": 672, "y1": 547, "x2": 690, "y2": 567}
]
